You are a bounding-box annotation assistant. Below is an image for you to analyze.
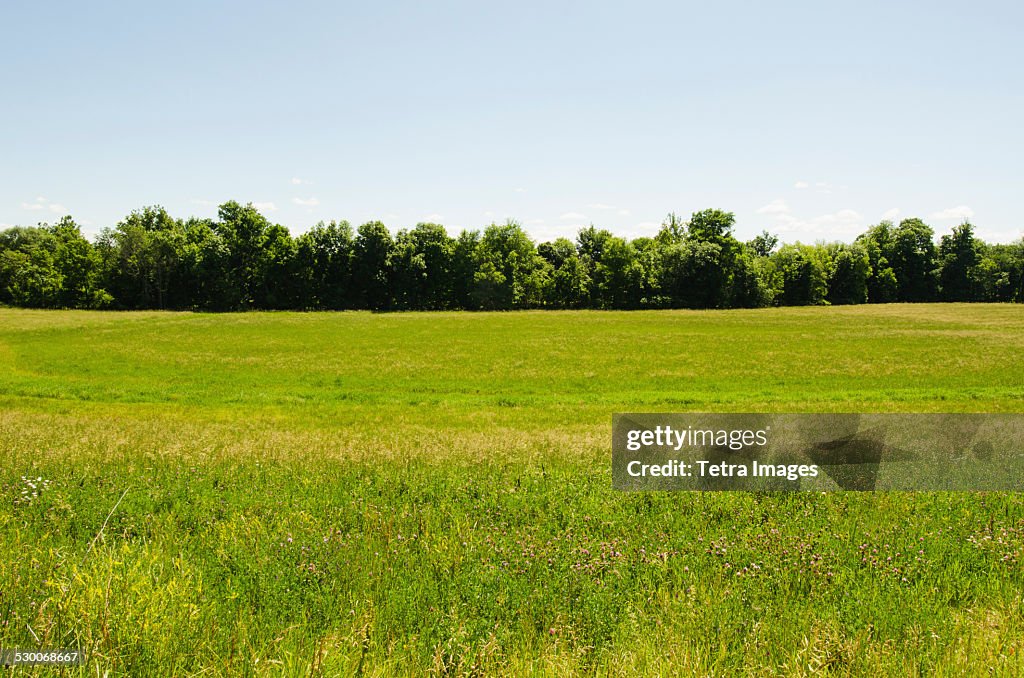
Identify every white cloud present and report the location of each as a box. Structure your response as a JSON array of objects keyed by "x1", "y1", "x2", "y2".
[
  {"x1": 559, "y1": 212, "x2": 588, "y2": 220},
  {"x1": 826, "y1": 209, "x2": 861, "y2": 223},
  {"x1": 975, "y1": 227, "x2": 1023, "y2": 244},
  {"x1": 604, "y1": 221, "x2": 663, "y2": 240},
  {"x1": 525, "y1": 218, "x2": 546, "y2": 225},
  {"x1": 793, "y1": 180, "x2": 839, "y2": 193},
  {"x1": 292, "y1": 197, "x2": 319, "y2": 207},
  {"x1": 585, "y1": 203, "x2": 631, "y2": 217},
  {"x1": 929, "y1": 205, "x2": 974, "y2": 221},
  {"x1": 252, "y1": 202, "x2": 278, "y2": 212},
  {"x1": 756, "y1": 198, "x2": 790, "y2": 215},
  {"x1": 514, "y1": 187, "x2": 526, "y2": 193},
  {"x1": 421, "y1": 213, "x2": 444, "y2": 222},
  {"x1": 21, "y1": 197, "x2": 67, "y2": 214},
  {"x1": 191, "y1": 199, "x2": 215, "y2": 207},
  {"x1": 290, "y1": 177, "x2": 308, "y2": 185},
  {"x1": 768, "y1": 209, "x2": 865, "y2": 238},
  {"x1": 881, "y1": 208, "x2": 900, "y2": 221}
]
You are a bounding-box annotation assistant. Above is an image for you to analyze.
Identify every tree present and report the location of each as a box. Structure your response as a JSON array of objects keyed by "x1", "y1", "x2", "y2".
[
  {"x1": 209, "y1": 201, "x2": 295, "y2": 309},
  {"x1": 654, "y1": 210, "x2": 742, "y2": 309},
  {"x1": 352, "y1": 221, "x2": 394, "y2": 310},
  {"x1": 938, "y1": 222, "x2": 981, "y2": 301},
  {"x1": 687, "y1": 208, "x2": 737, "y2": 243},
  {"x1": 51, "y1": 217, "x2": 111, "y2": 308},
  {"x1": 260, "y1": 223, "x2": 298, "y2": 309},
  {"x1": 576, "y1": 226, "x2": 613, "y2": 266},
  {"x1": 0, "y1": 201, "x2": 1016, "y2": 312},
  {"x1": 540, "y1": 238, "x2": 590, "y2": 308},
  {"x1": 474, "y1": 221, "x2": 546, "y2": 309},
  {"x1": 391, "y1": 223, "x2": 455, "y2": 310},
  {"x1": 657, "y1": 212, "x2": 687, "y2": 244},
  {"x1": 538, "y1": 238, "x2": 577, "y2": 269},
  {"x1": 826, "y1": 243, "x2": 870, "y2": 305},
  {"x1": 592, "y1": 237, "x2": 643, "y2": 309},
  {"x1": 856, "y1": 222, "x2": 898, "y2": 303},
  {"x1": 0, "y1": 218, "x2": 110, "y2": 308},
  {"x1": 747, "y1": 230, "x2": 779, "y2": 258},
  {"x1": 173, "y1": 217, "x2": 225, "y2": 310},
  {"x1": 294, "y1": 221, "x2": 355, "y2": 309},
  {"x1": 982, "y1": 240, "x2": 1024, "y2": 302},
  {"x1": 730, "y1": 251, "x2": 770, "y2": 308},
  {"x1": 972, "y1": 256, "x2": 1010, "y2": 301},
  {"x1": 450, "y1": 230, "x2": 481, "y2": 309},
  {"x1": 471, "y1": 260, "x2": 506, "y2": 310},
  {"x1": 630, "y1": 237, "x2": 663, "y2": 307},
  {"x1": 890, "y1": 218, "x2": 938, "y2": 302},
  {"x1": 98, "y1": 206, "x2": 185, "y2": 309},
  {"x1": 771, "y1": 244, "x2": 828, "y2": 306},
  {"x1": 659, "y1": 239, "x2": 724, "y2": 308},
  {"x1": 0, "y1": 227, "x2": 63, "y2": 307}
]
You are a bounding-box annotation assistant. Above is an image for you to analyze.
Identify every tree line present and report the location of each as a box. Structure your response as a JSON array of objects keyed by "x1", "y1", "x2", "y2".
[{"x1": 1, "y1": 201, "x2": 1021, "y2": 311}]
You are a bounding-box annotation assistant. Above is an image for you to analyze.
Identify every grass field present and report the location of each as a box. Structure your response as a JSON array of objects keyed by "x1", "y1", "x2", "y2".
[{"x1": 2, "y1": 304, "x2": 1024, "y2": 676}]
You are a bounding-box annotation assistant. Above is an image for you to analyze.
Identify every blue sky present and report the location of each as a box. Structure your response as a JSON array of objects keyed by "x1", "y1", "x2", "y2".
[{"x1": 2, "y1": 1, "x2": 1022, "y2": 243}]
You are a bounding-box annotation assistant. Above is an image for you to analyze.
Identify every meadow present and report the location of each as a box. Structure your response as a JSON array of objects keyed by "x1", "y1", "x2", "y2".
[{"x1": 1, "y1": 304, "x2": 1023, "y2": 676}]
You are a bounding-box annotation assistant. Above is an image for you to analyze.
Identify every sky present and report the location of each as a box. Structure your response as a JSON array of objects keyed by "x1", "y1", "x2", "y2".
[{"x1": 2, "y1": 0, "x2": 1022, "y2": 244}]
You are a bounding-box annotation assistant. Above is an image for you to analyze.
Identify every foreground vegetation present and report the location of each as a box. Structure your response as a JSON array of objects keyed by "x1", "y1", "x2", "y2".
[
  {"x1": 2, "y1": 305, "x2": 1024, "y2": 675},
  {"x1": 2, "y1": 203, "x2": 1022, "y2": 313}
]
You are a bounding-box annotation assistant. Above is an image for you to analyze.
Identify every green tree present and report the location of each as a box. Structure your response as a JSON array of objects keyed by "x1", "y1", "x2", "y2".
[
  {"x1": 826, "y1": 243, "x2": 870, "y2": 305},
  {"x1": 210, "y1": 201, "x2": 295, "y2": 309},
  {"x1": 51, "y1": 217, "x2": 111, "y2": 308},
  {"x1": 0, "y1": 227, "x2": 63, "y2": 307},
  {"x1": 539, "y1": 238, "x2": 590, "y2": 308},
  {"x1": 174, "y1": 217, "x2": 226, "y2": 310},
  {"x1": 294, "y1": 221, "x2": 355, "y2": 309},
  {"x1": 656, "y1": 210, "x2": 741, "y2": 308},
  {"x1": 352, "y1": 221, "x2": 394, "y2": 310},
  {"x1": 982, "y1": 240, "x2": 1024, "y2": 302},
  {"x1": 474, "y1": 221, "x2": 545, "y2": 309},
  {"x1": 593, "y1": 237, "x2": 644, "y2": 308},
  {"x1": 747, "y1": 230, "x2": 779, "y2": 258},
  {"x1": 730, "y1": 251, "x2": 770, "y2": 308},
  {"x1": 771, "y1": 244, "x2": 828, "y2": 306},
  {"x1": 0, "y1": 218, "x2": 110, "y2": 308},
  {"x1": 451, "y1": 230, "x2": 481, "y2": 309},
  {"x1": 938, "y1": 222, "x2": 981, "y2": 301},
  {"x1": 98, "y1": 206, "x2": 183, "y2": 309},
  {"x1": 891, "y1": 218, "x2": 938, "y2": 302},
  {"x1": 390, "y1": 223, "x2": 455, "y2": 310},
  {"x1": 856, "y1": 222, "x2": 898, "y2": 303}
]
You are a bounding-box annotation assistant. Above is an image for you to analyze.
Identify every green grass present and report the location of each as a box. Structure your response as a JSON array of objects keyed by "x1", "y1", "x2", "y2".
[{"x1": 1, "y1": 304, "x2": 1023, "y2": 675}]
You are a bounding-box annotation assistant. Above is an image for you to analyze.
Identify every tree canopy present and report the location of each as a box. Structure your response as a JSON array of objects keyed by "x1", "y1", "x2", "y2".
[{"x1": 1, "y1": 203, "x2": 1021, "y2": 311}]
